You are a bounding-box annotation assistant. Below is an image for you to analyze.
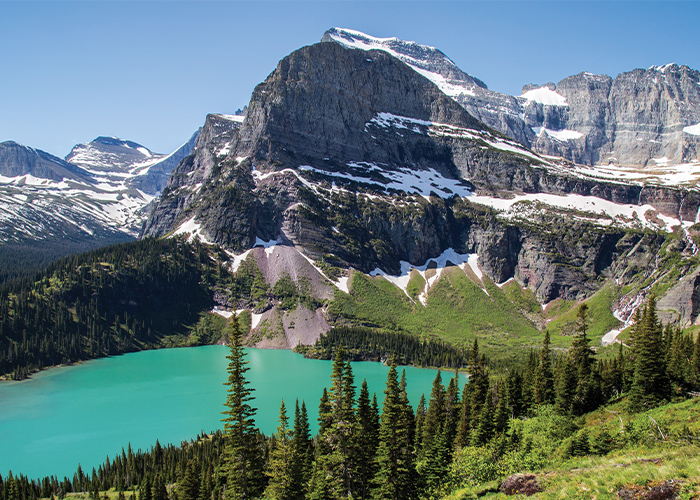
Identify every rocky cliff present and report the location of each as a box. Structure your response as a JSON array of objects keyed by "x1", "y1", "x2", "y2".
[
  {"x1": 141, "y1": 34, "x2": 699, "y2": 328},
  {"x1": 324, "y1": 29, "x2": 700, "y2": 170}
]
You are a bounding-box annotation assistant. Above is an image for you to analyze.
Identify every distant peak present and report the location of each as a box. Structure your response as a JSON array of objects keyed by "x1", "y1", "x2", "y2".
[
  {"x1": 648, "y1": 63, "x2": 679, "y2": 73},
  {"x1": 92, "y1": 136, "x2": 148, "y2": 151},
  {"x1": 323, "y1": 27, "x2": 438, "y2": 52}
]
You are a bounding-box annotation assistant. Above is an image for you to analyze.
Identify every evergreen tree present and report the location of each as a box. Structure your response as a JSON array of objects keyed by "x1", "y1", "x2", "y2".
[
  {"x1": 555, "y1": 357, "x2": 576, "y2": 415},
  {"x1": 414, "y1": 394, "x2": 426, "y2": 452},
  {"x1": 420, "y1": 370, "x2": 445, "y2": 456},
  {"x1": 372, "y1": 359, "x2": 416, "y2": 500},
  {"x1": 493, "y1": 381, "x2": 509, "y2": 435},
  {"x1": 454, "y1": 383, "x2": 471, "y2": 450},
  {"x1": 470, "y1": 388, "x2": 494, "y2": 446},
  {"x1": 199, "y1": 470, "x2": 212, "y2": 500},
  {"x1": 179, "y1": 460, "x2": 201, "y2": 500},
  {"x1": 289, "y1": 400, "x2": 312, "y2": 499},
  {"x1": 264, "y1": 400, "x2": 294, "y2": 500},
  {"x1": 309, "y1": 349, "x2": 354, "y2": 499},
  {"x1": 629, "y1": 297, "x2": 670, "y2": 410},
  {"x1": 219, "y1": 315, "x2": 265, "y2": 499},
  {"x1": 533, "y1": 330, "x2": 554, "y2": 405},
  {"x1": 355, "y1": 380, "x2": 378, "y2": 500},
  {"x1": 141, "y1": 476, "x2": 153, "y2": 500},
  {"x1": 506, "y1": 370, "x2": 524, "y2": 419},
  {"x1": 443, "y1": 373, "x2": 461, "y2": 460}
]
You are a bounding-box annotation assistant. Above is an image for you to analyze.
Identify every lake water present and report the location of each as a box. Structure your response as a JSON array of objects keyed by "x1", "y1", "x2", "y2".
[{"x1": 0, "y1": 346, "x2": 465, "y2": 480}]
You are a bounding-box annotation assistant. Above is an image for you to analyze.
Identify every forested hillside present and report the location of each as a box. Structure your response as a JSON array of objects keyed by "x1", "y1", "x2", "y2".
[
  {"x1": 0, "y1": 238, "x2": 225, "y2": 379},
  {"x1": 2, "y1": 300, "x2": 699, "y2": 499}
]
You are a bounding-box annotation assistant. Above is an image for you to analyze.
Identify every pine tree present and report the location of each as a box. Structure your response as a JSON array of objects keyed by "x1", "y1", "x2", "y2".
[
  {"x1": 179, "y1": 460, "x2": 201, "y2": 500},
  {"x1": 264, "y1": 400, "x2": 294, "y2": 500},
  {"x1": 355, "y1": 380, "x2": 378, "y2": 500},
  {"x1": 443, "y1": 372, "x2": 461, "y2": 460},
  {"x1": 533, "y1": 330, "x2": 554, "y2": 405},
  {"x1": 570, "y1": 304, "x2": 599, "y2": 414},
  {"x1": 198, "y1": 469, "x2": 212, "y2": 500},
  {"x1": 219, "y1": 315, "x2": 265, "y2": 499},
  {"x1": 414, "y1": 394, "x2": 426, "y2": 452},
  {"x1": 471, "y1": 387, "x2": 494, "y2": 446},
  {"x1": 493, "y1": 381, "x2": 509, "y2": 435},
  {"x1": 372, "y1": 359, "x2": 416, "y2": 500},
  {"x1": 421, "y1": 370, "x2": 445, "y2": 455},
  {"x1": 454, "y1": 383, "x2": 471, "y2": 450},
  {"x1": 309, "y1": 349, "x2": 354, "y2": 499},
  {"x1": 142, "y1": 475, "x2": 153, "y2": 500},
  {"x1": 555, "y1": 357, "x2": 576, "y2": 415},
  {"x1": 289, "y1": 400, "x2": 312, "y2": 499},
  {"x1": 629, "y1": 297, "x2": 670, "y2": 410},
  {"x1": 506, "y1": 370, "x2": 524, "y2": 419}
]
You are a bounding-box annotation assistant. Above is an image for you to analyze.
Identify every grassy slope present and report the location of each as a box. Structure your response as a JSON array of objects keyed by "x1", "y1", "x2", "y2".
[
  {"x1": 545, "y1": 283, "x2": 621, "y2": 348},
  {"x1": 445, "y1": 397, "x2": 700, "y2": 500},
  {"x1": 327, "y1": 264, "x2": 625, "y2": 362},
  {"x1": 327, "y1": 267, "x2": 541, "y2": 362}
]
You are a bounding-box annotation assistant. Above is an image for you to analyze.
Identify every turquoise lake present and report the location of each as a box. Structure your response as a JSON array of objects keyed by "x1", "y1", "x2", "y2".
[{"x1": 0, "y1": 346, "x2": 465, "y2": 480}]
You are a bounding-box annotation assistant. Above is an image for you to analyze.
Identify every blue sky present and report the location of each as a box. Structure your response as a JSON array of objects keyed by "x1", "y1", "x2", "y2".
[{"x1": 1, "y1": 1, "x2": 699, "y2": 158}]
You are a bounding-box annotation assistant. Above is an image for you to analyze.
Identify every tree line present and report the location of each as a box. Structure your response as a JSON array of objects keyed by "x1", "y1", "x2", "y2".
[
  {"x1": 297, "y1": 326, "x2": 468, "y2": 369},
  {"x1": 3, "y1": 297, "x2": 699, "y2": 500}
]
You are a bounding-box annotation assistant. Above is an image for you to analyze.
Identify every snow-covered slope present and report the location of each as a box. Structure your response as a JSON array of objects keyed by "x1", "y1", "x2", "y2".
[{"x1": 0, "y1": 132, "x2": 198, "y2": 250}]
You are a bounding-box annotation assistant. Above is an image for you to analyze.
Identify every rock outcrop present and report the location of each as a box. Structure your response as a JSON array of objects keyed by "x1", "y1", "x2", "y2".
[{"x1": 323, "y1": 28, "x2": 700, "y2": 169}]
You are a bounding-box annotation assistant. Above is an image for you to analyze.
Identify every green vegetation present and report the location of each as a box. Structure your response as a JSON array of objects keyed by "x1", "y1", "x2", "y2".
[
  {"x1": 546, "y1": 283, "x2": 620, "y2": 345},
  {"x1": 0, "y1": 238, "x2": 227, "y2": 380},
  {"x1": 328, "y1": 269, "x2": 540, "y2": 365},
  {"x1": 297, "y1": 326, "x2": 469, "y2": 368},
  {"x1": 2, "y1": 297, "x2": 699, "y2": 500}
]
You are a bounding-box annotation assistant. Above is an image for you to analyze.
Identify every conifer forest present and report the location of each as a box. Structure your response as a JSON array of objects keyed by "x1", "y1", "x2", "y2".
[{"x1": 2, "y1": 297, "x2": 699, "y2": 500}]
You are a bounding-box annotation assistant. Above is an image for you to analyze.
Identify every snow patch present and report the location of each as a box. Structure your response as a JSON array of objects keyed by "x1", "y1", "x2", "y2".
[
  {"x1": 601, "y1": 329, "x2": 621, "y2": 346},
  {"x1": 370, "y1": 248, "x2": 485, "y2": 305},
  {"x1": 172, "y1": 216, "x2": 213, "y2": 244},
  {"x1": 219, "y1": 114, "x2": 245, "y2": 123},
  {"x1": 228, "y1": 249, "x2": 252, "y2": 273},
  {"x1": 212, "y1": 307, "x2": 234, "y2": 319},
  {"x1": 335, "y1": 276, "x2": 350, "y2": 294},
  {"x1": 300, "y1": 162, "x2": 473, "y2": 200},
  {"x1": 325, "y1": 28, "x2": 476, "y2": 99},
  {"x1": 469, "y1": 191, "x2": 686, "y2": 233},
  {"x1": 533, "y1": 127, "x2": 584, "y2": 141},
  {"x1": 467, "y1": 254, "x2": 482, "y2": 280},
  {"x1": 521, "y1": 87, "x2": 568, "y2": 106},
  {"x1": 251, "y1": 313, "x2": 263, "y2": 329},
  {"x1": 683, "y1": 123, "x2": 700, "y2": 136}
]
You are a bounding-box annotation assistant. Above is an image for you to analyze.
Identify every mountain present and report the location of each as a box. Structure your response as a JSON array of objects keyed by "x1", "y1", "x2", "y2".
[
  {"x1": 0, "y1": 132, "x2": 198, "y2": 282},
  {"x1": 325, "y1": 28, "x2": 700, "y2": 169},
  {"x1": 139, "y1": 30, "x2": 700, "y2": 352},
  {"x1": 0, "y1": 141, "x2": 93, "y2": 182}
]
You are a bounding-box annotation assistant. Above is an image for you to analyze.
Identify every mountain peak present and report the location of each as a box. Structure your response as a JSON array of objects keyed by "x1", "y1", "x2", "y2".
[
  {"x1": 322, "y1": 27, "x2": 488, "y2": 95},
  {"x1": 0, "y1": 140, "x2": 92, "y2": 182},
  {"x1": 91, "y1": 136, "x2": 153, "y2": 154}
]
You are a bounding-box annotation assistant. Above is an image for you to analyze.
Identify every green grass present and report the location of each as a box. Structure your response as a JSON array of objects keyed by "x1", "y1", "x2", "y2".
[
  {"x1": 442, "y1": 397, "x2": 700, "y2": 500},
  {"x1": 502, "y1": 280, "x2": 541, "y2": 316},
  {"x1": 545, "y1": 284, "x2": 620, "y2": 347},
  {"x1": 328, "y1": 267, "x2": 541, "y2": 359}
]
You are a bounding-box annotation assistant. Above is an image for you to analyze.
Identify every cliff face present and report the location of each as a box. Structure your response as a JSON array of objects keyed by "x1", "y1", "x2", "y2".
[
  {"x1": 141, "y1": 38, "x2": 700, "y2": 314},
  {"x1": 323, "y1": 28, "x2": 700, "y2": 170}
]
